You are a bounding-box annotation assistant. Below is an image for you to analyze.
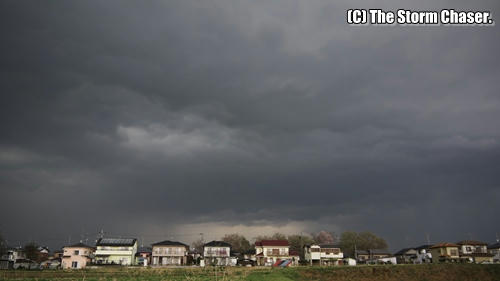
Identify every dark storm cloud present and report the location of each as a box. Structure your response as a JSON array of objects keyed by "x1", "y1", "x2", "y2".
[{"x1": 1, "y1": 0, "x2": 500, "y2": 250}]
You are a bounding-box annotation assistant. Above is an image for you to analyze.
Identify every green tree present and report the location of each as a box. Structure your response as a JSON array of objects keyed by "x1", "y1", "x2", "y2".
[
  {"x1": 221, "y1": 233, "x2": 251, "y2": 253},
  {"x1": 339, "y1": 231, "x2": 388, "y2": 257},
  {"x1": 287, "y1": 234, "x2": 315, "y2": 258}
]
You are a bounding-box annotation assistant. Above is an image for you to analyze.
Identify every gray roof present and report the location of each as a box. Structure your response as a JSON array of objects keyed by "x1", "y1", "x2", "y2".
[
  {"x1": 151, "y1": 240, "x2": 188, "y2": 247},
  {"x1": 488, "y1": 242, "x2": 500, "y2": 249},
  {"x1": 96, "y1": 238, "x2": 137, "y2": 246},
  {"x1": 204, "y1": 241, "x2": 232, "y2": 248}
]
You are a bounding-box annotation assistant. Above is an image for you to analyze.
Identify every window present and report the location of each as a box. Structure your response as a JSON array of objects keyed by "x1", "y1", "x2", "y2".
[
  {"x1": 450, "y1": 249, "x2": 458, "y2": 256},
  {"x1": 71, "y1": 261, "x2": 78, "y2": 268},
  {"x1": 74, "y1": 250, "x2": 80, "y2": 255}
]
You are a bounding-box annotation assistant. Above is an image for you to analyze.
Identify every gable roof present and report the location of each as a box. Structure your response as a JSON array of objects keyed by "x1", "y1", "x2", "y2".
[
  {"x1": 203, "y1": 241, "x2": 232, "y2": 248},
  {"x1": 96, "y1": 238, "x2": 137, "y2": 246},
  {"x1": 255, "y1": 240, "x2": 289, "y2": 247},
  {"x1": 394, "y1": 248, "x2": 416, "y2": 255},
  {"x1": 64, "y1": 242, "x2": 94, "y2": 249},
  {"x1": 430, "y1": 242, "x2": 459, "y2": 248},
  {"x1": 488, "y1": 242, "x2": 500, "y2": 249},
  {"x1": 152, "y1": 240, "x2": 188, "y2": 247},
  {"x1": 456, "y1": 240, "x2": 488, "y2": 246}
]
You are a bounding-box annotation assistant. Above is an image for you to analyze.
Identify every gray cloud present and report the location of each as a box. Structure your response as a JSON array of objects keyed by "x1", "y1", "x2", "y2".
[{"x1": 1, "y1": 0, "x2": 500, "y2": 250}]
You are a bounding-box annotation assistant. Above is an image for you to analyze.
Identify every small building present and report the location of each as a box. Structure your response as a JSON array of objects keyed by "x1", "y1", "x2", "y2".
[
  {"x1": 487, "y1": 242, "x2": 500, "y2": 263},
  {"x1": 457, "y1": 240, "x2": 493, "y2": 263},
  {"x1": 61, "y1": 242, "x2": 94, "y2": 269},
  {"x1": 203, "y1": 241, "x2": 233, "y2": 266},
  {"x1": 304, "y1": 244, "x2": 343, "y2": 266},
  {"x1": 94, "y1": 238, "x2": 137, "y2": 265},
  {"x1": 429, "y1": 243, "x2": 460, "y2": 263},
  {"x1": 151, "y1": 240, "x2": 189, "y2": 266},
  {"x1": 394, "y1": 248, "x2": 417, "y2": 264},
  {"x1": 356, "y1": 250, "x2": 392, "y2": 264},
  {"x1": 135, "y1": 247, "x2": 152, "y2": 266},
  {"x1": 255, "y1": 240, "x2": 298, "y2": 266}
]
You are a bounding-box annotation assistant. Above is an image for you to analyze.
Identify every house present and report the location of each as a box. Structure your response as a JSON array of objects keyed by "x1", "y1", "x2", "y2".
[
  {"x1": 61, "y1": 242, "x2": 94, "y2": 269},
  {"x1": 94, "y1": 238, "x2": 137, "y2": 265},
  {"x1": 151, "y1": 240, "x2": 189, "y2": 266},
  {"x1": 1, "y1": 247, "x2": 26, "y2": 262},
  {"x1": 394, "y1": 248, "x2": 417, "y2": 264},
  {"x1": 203, "y1": 241, "x2": 233, "y2": 266},
  {"x1": 487, "y1": 242, "x2": 500, "y2": 263},
  {"x1": 135, "y1": 247, "x2": 152, "y2": 266},
  {"x1": 457, "y1": 240, "x2": 493, "y2": 263},
  {"x1": 429, "y1": 243, "x2": 460, "y2": 263},
  {"x1": 0, "y1": 247, "x2": 27, "y2": 269},
  {"x1": 414, "y1": 245, "x2": 432, "y2": 264},
  {"x1": 304, "y1": 244, "x2": 343, "y2": 266},
  {"x1": 254, "y1": 240, "x2": 298, "y2": 266},
  {"x1": 356, "y1": 250, "x2": 393, "y2": 264}
]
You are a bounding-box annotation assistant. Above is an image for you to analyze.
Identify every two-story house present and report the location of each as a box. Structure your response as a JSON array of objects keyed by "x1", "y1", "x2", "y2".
[
  {"x1": 430, "y1": 243, "x2": 460, "y2": 263},
  {"x1": 255, "y1": 240, "x2": 297, "y2": 266},
  {"x1": 304, "y1": 244, "x2": 343, "y2": 266},
  {"x1": 94, "y1": 238, "x2": 137, "y2": 265},
  {"x1": 61, "y1": 242, "x2": 94, "y2": 269},
  {"x1": 203, "y1": 241, "x2": 232, "y2": 266},
  {"x1": 457, "y1": 240, "x2": 493, "y2": 263},
  {"x1": 151, "y1": 240, "x2": 189, "y2": 266}
]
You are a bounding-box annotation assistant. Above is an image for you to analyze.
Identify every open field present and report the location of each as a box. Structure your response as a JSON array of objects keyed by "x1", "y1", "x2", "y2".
[{"x1": 1, "y1": 264, "x2": 500, "y2": 281}]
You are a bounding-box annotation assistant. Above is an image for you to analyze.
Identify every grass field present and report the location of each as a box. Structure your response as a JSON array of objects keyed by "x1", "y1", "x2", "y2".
[{"x1": 1, "y1": 264, "x2": 500, "y2": 281}]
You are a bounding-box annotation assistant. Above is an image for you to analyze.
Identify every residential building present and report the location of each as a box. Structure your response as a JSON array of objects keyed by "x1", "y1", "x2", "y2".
[
  {"x1": 255, "y1": 240, "x2": 298, "y2": 266},
  {"x1": 304, "y1": 244, "x2": 343, "y2": 266},
  {"x1": 487, "y1": 242, "x2": 500, "y2": 263},
  {"x1": 429, "y1": 243, "x2": 460, "y2": 263},
  {"x1": 135, "y1": 247, "x2": 152, "y2": 266},
  {"x1": 61, "y1": 242, "x2": 94, "y2": 269},
  {"x1": 151, "y1": 240, "x2": 189, "y2": 266},
  {"x1": 356, "y1": 250, "x2": 392, "y2": 264},
  {"x1": 94, "y1": 238, "x2": 137, "y2": 265},
  {"x1": 457, "y1": 240, "x2": 493, "y2": 263},
  {"x1": 203, "y1": 241, "x2": 233, "y2": 266},
  {"x1": 394, "y1": 248, "x2": 417, "y2": 264}
]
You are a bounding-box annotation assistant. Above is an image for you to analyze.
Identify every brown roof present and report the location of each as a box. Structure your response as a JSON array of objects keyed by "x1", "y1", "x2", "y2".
[
  {"x1": 456, "y1": 240, "x2": 488, "y2": 246},
  {"x1": 430, "y1": 243, "x2": 459, "y2": 248},
  {"x1": 255, "y1": 240, "x2": 289, "y2": 247}
]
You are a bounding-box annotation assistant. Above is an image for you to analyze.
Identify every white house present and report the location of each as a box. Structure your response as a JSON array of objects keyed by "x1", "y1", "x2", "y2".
[
  {"x1": 255, "y1": 240, "x2": 298, "y2": 266},
  {"x1": 304, "y1": 244, "x2": 343, "y2": 266},
  {"x1": 203, "y1": 241, "x2": 234, "y2": 266},
  {"x1": 457, "y1": 240, "x2": 493, "y2": 263}
]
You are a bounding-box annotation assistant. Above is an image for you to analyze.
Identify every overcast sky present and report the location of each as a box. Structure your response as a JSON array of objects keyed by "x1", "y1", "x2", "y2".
[{"x1": 1, "y1": 0, "x2": 500, "y2": 251}]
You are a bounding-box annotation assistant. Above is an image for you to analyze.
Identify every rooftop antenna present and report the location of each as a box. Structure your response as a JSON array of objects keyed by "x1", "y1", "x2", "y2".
[
  {"x1": 426, "y1": 233, "x2": 431, "y2": 245},
  {"x1": 496, "y1": 233, "x2": 499, "y2": 243}
]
